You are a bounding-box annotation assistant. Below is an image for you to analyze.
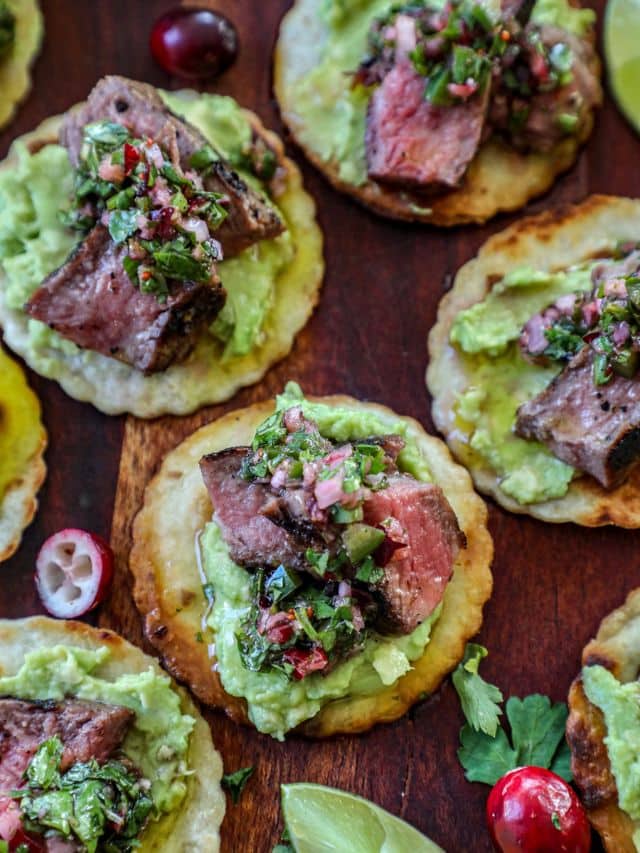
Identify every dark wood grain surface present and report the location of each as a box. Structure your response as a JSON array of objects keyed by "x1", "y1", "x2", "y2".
[{"x1": 1, "y1": 1, "x2": 636, "y2": 850}]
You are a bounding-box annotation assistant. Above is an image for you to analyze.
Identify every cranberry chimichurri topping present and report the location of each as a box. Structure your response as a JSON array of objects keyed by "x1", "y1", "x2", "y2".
[
  {"x1": 62, "y1": 120, "x2": 228, "y2": 301},
  {"x1": 232, "y1": 406, "x2": 411, "y2": 680},
  {"x1": 357, "y1": 1, "x2": 576, "y2": 119},
  {"x1": 242, "y1": 405, "x2": 395, "y2": 524},
  {"x1": 237, "y1": 567, "x2": 381, "y2": 680},
  {"x1": 520, "y1": 246, "x2": 640, "y2": 385},
  {"x1": 9, "y1": 735, "x2": 153, "y2": 852}
]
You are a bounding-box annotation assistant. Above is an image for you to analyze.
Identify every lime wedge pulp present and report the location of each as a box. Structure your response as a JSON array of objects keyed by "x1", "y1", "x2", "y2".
[
  {"x1": 604, "y1": 0, "x2": 640, "y2": 132},
  {"x1": 281, "y1": 783, "x2": 445, "y2": 853}
]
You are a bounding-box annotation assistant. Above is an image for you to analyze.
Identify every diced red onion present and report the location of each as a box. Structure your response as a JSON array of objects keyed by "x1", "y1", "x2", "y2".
[
  {"x1": 98, "y1": 159, "x2": 125, "y2": 183},
  {"x1": 183, "y1": 216, "x2": 210, "y2": 244},
  {"x1": 613, "y1": 321, "x2": 631, "y2": 346},
  {"x1": 314, "y1": 475, "x2": 345, "y2": 510}
]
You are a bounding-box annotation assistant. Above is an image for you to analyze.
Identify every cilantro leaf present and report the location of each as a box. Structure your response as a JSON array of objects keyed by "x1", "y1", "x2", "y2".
[
  {"x1": 453, "y1": 646, "x2": 573, "y2": 787},
  {"x1": 222, "y1": 766, "x2": 255, "y2": 804},
  {"x1": 506, "y1": 694, "x2": 568, "y2": 770},
  {"x1": 458, "y1": 724, "x2": 517, "y2": 785},
  {"x1": 108, "y1": 208, "x2": 138, "y2": 244},
  {"x1": 452, "y1": 643, "x2": 503, "y2": 736}
]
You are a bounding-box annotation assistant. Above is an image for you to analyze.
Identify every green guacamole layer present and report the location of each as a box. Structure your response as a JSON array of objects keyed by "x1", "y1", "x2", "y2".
[
  {"x1": 0, "y1": 93, "x2": 293, "y2": 368},
  {"x1": 288, "y1": 0, "x2": 595, "y2": 186},
  {"x1": 582, "y1": 665, "x2": 640, "y2": 830},
  {"x1": 200, "y1": 383, "x2": 440, "y2": 740},
  {"x1": 0, "y1": 644, "x2": 194, "y2": 815},
  {"x1": 449, "y1": 263, "x2": 595, "y2": 505}
]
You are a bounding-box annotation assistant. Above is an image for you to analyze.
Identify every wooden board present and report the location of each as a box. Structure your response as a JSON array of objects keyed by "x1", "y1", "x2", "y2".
[{"x1": 1, "y1": 0, "x2": 637, "y2": 850}]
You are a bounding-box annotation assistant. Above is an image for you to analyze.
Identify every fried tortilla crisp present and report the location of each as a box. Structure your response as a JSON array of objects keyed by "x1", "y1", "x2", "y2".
[
  {"x1": 428, "y1": 195, "x2": 640, "y2": 526},
  {"x1": 0, "y1": 348, "x2": 46, "y2": 562},
  {"x1": 0, "y1": 616, "x2": 225, "y2": 852},
  {"x1": 130, "y1": 394, "x2": 493, "y2": 737},
  {"x1": 567, "y1": 588, "x2": 640, "y2": 852},
  {"x1": 0, "y1": 95, "x2": 323, "y2": 417},
  {"x1": 274, "y1": 0, "x2": 601, "y2": 226},
  {"x1": 0, "y1": 0, "x2": 43, "y2": 130}
]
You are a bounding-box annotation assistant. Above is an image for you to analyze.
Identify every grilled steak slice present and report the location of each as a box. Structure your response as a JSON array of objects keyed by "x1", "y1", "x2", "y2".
[
  {"x1": 363, "y1": 475, "x2": 464, "y2": 633},
  {"x1": 515, "y1": 347, "x2": 640, "y2": 489},
  {"x1": 60, "y1": 76, "x2": 284, "y2": 257},
  {"x1": 0, "y1": 698, "x2": 134, "y2": 775},
  {"x1": 25, "y1": 225, "x2": 225, "y2": 373},
  {"x1": 200, "y1": 448, "x2": 333, "y2": 572},
  {"x1": 366, "y1": 57, "x2": 489, "y2": 190}
]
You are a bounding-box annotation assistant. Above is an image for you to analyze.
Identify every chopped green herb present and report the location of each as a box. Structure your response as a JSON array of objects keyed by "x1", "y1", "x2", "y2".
[
  {"x1": 265, "y1": 565, "x2": 302, "y2": 604},
  {"x1": 189, "y1": 144, "x2": 220, "y2": 171},
  {"x1": 222, "y1": 766, "x2": 255, "y2": 804},
  {"x1": 551, "y1": 812, "x2": 561, "y2": 831},
  {"x1": 354, "y1": 556, "x2": 385, "y2": 584}
]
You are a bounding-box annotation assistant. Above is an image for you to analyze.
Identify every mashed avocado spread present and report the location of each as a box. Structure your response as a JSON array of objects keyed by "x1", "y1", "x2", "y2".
[
  {"x1": 288, "y1": 0, "x2": 594, "y2": 186},
  {"x1": 200, "y1": 383, "x2": 440, "y2": 739},
  {"x1": 0, "y1": 644, "x2": 194, "y2": 815},
  {"x1": 449, "y1": 263, "x2": 595, "y2": 505},
  {"x1": 582, "y1": 665, "x2": 640, "y2": 830},
  {"x1": 0, "y1": 93, "x2": 293, "y2": 367}
]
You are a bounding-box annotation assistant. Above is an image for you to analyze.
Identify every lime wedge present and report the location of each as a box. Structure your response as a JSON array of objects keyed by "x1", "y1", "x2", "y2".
[
  {"x1": 604, "y1": 0, "x2": 640, "y2": 132},
  {"x1": 281, "y1": 783, "x2": 445, "y2": 853}
]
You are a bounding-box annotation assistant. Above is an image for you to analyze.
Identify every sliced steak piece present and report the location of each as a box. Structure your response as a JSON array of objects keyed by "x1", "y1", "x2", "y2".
[
  {"x1": 0, "y1": 698, "x2": 134, "y2": 776},
  {"x1": 363, "y1": 475, "x2": 465, "y2": 634},
  {"x1": 515, "y1": 347, "x2": 640, "y2": 489},
  {"x1": 25, "y1": 225, "x2": 225, "y2": 373},
  {"x1": 200, "y1": 448, "x2": 331, "y2": 573},
  {"x1": 366, "y1": 58, "x2": 489, "y2": 190},
  {"x1": 60, "y1": 76, "x2": 284, "y2": 257}
]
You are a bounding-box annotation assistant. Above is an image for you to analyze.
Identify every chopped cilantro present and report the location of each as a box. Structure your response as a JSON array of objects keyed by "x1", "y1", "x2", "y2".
[
  {"x1": 551, "y1": 812, "x2": 562, "y2": 831},
  {"x1": 108, "y1": 208, "x2": 139, "y2": 244},
  {"x1": 354, "y1": 556, "x2": 384, "y2": 584},
  {"x1": 189, "y1": 144, "x2": 220, "y2": 171},
  {"x1": 222, "y1": 766, "x2": 255, "y2": 804}
]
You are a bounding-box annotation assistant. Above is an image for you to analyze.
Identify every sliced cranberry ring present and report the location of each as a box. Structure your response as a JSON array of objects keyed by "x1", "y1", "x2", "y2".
[{"x1": 35, "y1": 529, "x2": 114, "y2": 619}]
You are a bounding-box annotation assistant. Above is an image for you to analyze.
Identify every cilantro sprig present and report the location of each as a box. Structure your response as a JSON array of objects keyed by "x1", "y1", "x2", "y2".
[{"x1": 453, "y1": 645, "x2": 572, "y2": 785}]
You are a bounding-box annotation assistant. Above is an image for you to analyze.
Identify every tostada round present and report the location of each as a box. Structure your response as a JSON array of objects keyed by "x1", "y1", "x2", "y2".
[
  {"x1": 0, "y1": 0, "x2": 42, "y2": 130},
  {"x1": 428, "y1": 195, "x2": 640, "y2": 526},
  {"x1": 130, "y1": 383, "x2": 493, "y2": 740},
  {"x1": 274, "y1": 0, "x2": 601, "y2": 226},
  {"x1": 0, "y1": 346, "x2": 46, "y2": 562},
  {"x1": 567, "y1": 588, "x2": 640, "y2": 852},
  {"x1": 0, "y1": 616, "x2": 225, "y2": 852},
  {"x1": 0, "y1": 76, "x2": 323, "y2": 417}
]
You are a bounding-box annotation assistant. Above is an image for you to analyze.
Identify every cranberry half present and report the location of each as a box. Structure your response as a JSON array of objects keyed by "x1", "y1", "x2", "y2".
[{"x1": 150, "y1": 7, "x2": 239, "y2": 80}]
